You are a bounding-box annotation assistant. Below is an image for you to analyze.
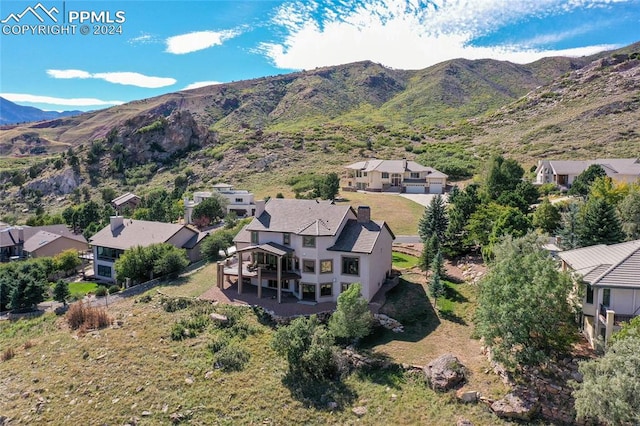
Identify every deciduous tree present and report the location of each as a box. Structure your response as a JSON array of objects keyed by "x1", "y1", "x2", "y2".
[
  {"x1": 476, "y1": 233, "x2": 576, "y2": 368},
  {"x1": 568, "y1": 164, "x2": 606, "y2": 197},
  {"x1": 532, "y1": 198, "x2": 561, "y2": 234}
]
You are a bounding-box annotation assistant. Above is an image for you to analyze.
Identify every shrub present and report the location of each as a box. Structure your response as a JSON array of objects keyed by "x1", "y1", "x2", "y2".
[
  {"x1": 66, "y1": 302, "x2": 112, "y2": 331},
  {"x1": 171, "y1": 323, "x2": 188, "y2": 341},
  {"x1": 137, "y1": 294, "x2": 152, "y2": 303},
  {"x1": 162, "y1": 297, "x2": 193, "y2": 312},
  {"x1": 214, "y1": 342, "x2": 250, "y2": 372},
  {"x1": 108, "y1": 285, "x2": 121, "y2": 294},
  {"x1": 208, "y1": 335, "x2": 230, "y2": 353},
  {"x1": 94, "y1": 286, "x2": 108, "y2": 297},
  {"x1": 2, "y1": 347, "x2": 15, "y2": 361}
]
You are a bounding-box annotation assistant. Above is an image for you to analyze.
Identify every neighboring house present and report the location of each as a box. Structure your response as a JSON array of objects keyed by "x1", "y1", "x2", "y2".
[
  {"x1": 222, "y1": 198, "x2": 395, "y2": 304},
  {"x1": 558, "y1": 240, "x2": 640, "y2": 348},
  {"x1": 89, "y1": 216, "x2": 208, "y2": 283},
  {"x1": 344, "y1": 159, "x2": 447, "y2": 194},
  {"x1": 184, "y1": 183, "x2": 257, "y2": 223},
  {"x1": 0, "y1": 224, "x2": 88, "y2": 261},
  {"x1": 111, "y1": 192, "x2": 142, "y2": 215},
  {"x1": 535, "y1": 158, "x2": 640, "y2": 189}
]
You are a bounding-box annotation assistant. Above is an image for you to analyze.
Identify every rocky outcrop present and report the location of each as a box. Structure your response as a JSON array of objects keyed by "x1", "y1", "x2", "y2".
[
  {"x1": 423, "y1": 353, "x2": 467, "y2": 391},
  {"x1": 25, "y1": 167, "x2": 81, "y2": 195}
]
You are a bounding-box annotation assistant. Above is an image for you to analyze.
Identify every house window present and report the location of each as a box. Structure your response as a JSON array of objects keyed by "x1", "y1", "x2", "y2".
[
  {"x1": 356, "y1": 170, "x2": 363, "y2": 177},
  {"x1": 602, "y1": 288, "x2": 611, "y2": 307},
  {"x1": 97, "y1": 246, "x2": 122, "y2": 261},
  {"x1": 586, "y1": 284, "x2": 594, "y2": 304},
  {"x1": 251, "y1": 231, "x2": 259, "y2": 244},
  {"x1": 320, "y1": 259, "x2": 333, "y2": 274},
  {"x1": 301, "y1": 283, "x2": 315, "y2": 301},
  {"x1": 341, "y1": 282, "x2": 353, "y2": 293},
  {"x1": 381, "y1": 172, "x2": 389, "y2": 179},
  {"x1": 320, "y1": 283, "x2": 332, "y2": 297},
  {"x1": 98, "y1": 264, "x2": 112, "y2": 278},
  {"x1": 235, "y1": 198, "x2": 243, "y2": 203},
  {"x1": 410, "y1": 172, "x2": 420, "y2": 178},
  {"x1": 283, "y1": 233, "x2": 290, "y2": 245},
  {"x1": 268, "y1": 280, "x2": 278, "y2": 288},
  {"x1": 302, "y1": 259, "x2": 315, "y2": 273},
  {"x1": 303, "y1": 236, "x2": 316, "y2": 248},
  {"x1": 363, "y1": 172, "x2": 367, "y2": 177},
  {"x1": 342, "y1": 256, "x2": 359, "y2": 276}
]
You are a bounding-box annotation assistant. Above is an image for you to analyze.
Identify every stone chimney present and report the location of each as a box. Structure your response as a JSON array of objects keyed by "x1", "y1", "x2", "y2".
[
  {"x1": 357, "y1": 206, "x2": 371, "y2": 223},
  {"x1": 110, "y1": 215, "x2": 124, "y2": 232},
  {"x1": 254, "y1": 200, "x2": 266, "y2": 217}
]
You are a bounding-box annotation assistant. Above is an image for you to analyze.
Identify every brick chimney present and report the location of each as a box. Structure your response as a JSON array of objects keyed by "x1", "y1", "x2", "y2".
[
  {"x1": 110, "y1": 215, "x2": 124, "y2": 232},
  {"x1": 357, "y1": 206, "x2": 371, "y2": 223}
]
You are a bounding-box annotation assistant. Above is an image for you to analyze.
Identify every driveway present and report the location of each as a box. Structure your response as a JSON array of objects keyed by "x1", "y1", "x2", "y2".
[{"x1": 399, "y1": 193, "x2": 448, "y2": 207}]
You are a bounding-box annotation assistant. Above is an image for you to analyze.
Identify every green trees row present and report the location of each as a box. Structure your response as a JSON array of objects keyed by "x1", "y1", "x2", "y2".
[
  {"x1": 0, "y1": 249, "x2": 82, "y2": 311},
  {"x1": 286, "y1": 172, "x2": 340, "y2": 200},
  {"x1": 113, "y1": 243, "x2": 189, "y2": 285}
]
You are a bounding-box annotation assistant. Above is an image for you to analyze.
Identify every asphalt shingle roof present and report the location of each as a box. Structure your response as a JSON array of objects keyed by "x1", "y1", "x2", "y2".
[
  {"x1": 245, "y1": 199, "x2": 350, "y2": 236},
  {"x1": 328, "y1": 219, "x2": 391, "y2": 254},
  {"x1": 89, "y1": 219, "x2": 190, "y2": 250}
]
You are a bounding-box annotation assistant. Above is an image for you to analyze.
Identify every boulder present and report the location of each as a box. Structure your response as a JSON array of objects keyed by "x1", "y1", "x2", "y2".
[
  {"x1": 456, "y1": 389, "x2": 479, "y2": 403},
  {"x1": 352, "y1": 406, "x2": 367, "y2": 417},
  {"x1": 209, "y1": 313, "x2": 229, "y2": 324},
  {"x1": 491, "y1": 390, "x2": 540, "y2": 421},
  {"x1": 424, "y1": 353, "x2": 467, "y2": 391}
]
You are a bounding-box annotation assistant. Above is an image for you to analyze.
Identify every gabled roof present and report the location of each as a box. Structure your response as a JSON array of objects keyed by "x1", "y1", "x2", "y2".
[
  {"x1": 237, "y1": 242, "x2": 294, "y2": 257},
  {"x1": 245, "y1": 199, "x2": 351, "y2": 236},
  {"x1": 540, "y1": 158, "x2": 640, "y2": 177},
  {"x1": 111, "y1": 192, "x2": 141, "y2": 206},
  {"x1": 558, "y1": 240, "x2": 640, "y2": 289},
  {"x1": 89, "y1": 219, "x2": 192, "y2": 250},
  {"x1": 328, "y1": 220, "x2": 395, "y2": 254},
  {"x1": 345, "y1": 159, "x2": 447, "y2": 178},
  {"x1": 23, "y1": 231, "x2": 63, "y2": 253},
  {"x1": 0, "y1": 224, "x2": 87, "y2": 248}
]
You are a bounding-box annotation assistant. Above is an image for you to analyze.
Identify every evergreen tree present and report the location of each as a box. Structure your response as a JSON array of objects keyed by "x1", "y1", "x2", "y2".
[
  {"x1": 429, "y1": 271, "x2": 445, "y2": 309},
  {"x1": 53, "y1": 279, "x2": 70, "y2": 306},
  {"x1": 444, "y1": 184, "x2": 480, "y2": 255},
  {"x1": 420, "y1": 234, "x2": 439, "y2": 273},
  {"x1": 328, "y1": 283, "x2": 372, "y2": 343},
  {"x1": 430, "y1": 250, "x2": 445, "y2": 279},
  {"x1": 418, "y1": 194, "x2": 448, "y2": 243},
  {"x1": 558, "y1": 202, "x2": 581, "y2": 250},
  {"x1": 577, "y1": 197, "x2": 624, "y2": 247}
]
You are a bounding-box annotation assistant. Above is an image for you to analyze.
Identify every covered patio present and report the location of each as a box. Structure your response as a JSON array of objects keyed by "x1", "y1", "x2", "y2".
[{"x1": 217, "y1": 242, "x2": 302, "y2": 304}]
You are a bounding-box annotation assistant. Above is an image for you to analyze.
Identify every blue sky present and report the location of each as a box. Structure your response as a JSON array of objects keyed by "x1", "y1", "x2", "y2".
[{"x1": 1, "y1": 0, "x2": 639, "y2": 112}]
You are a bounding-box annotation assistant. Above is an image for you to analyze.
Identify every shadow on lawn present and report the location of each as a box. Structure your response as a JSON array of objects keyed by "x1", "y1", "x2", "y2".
[
  {"x1": 364, "y1": 277, "x2": 441, "y2": 346},
  {"x1": 282, "y1": 373, "x2": 357, "y2": 410}
]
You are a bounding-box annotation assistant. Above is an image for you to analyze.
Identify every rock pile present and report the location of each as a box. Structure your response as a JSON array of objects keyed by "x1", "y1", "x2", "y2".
[{"x1": 373, "y1": 313, "x2": 404, "y2": 332}]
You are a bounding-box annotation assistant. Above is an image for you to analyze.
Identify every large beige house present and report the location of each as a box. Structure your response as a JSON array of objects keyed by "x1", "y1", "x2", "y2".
[
  {"x1": 224, "y1": 198, "x2": 395, "y2": 304},
  {"x1": 344, "y1": 159, "x2": 447, "y2": 194},
  {"x1": 184, "y1": 183, "x2": 257, "y2": 224},
  {"x1": 559, "y1": 240, "x2": 640, "y2": 348},
  {"x1": 89, "y1": 217, "x2": 208, "y2": 283},
  {"x1": 535, "y1": 158, "x2": 640, "y2": 189}
]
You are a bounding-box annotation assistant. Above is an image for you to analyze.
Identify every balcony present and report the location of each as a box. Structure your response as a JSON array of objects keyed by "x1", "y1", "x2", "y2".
[{"x1": 600, "y1": 304, "x2": 638, "y2": 326}]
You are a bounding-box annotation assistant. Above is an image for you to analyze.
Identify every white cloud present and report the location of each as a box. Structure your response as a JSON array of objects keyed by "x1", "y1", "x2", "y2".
[
  {"x1": 46, "y1": 69, "x2": 92, "y2": 79},
  {"x1": 1, "y1": 93, "x2": 124, "y2": 107},
  {"x1": 128, "y1": 33, "x2": 158, "y2": 45},
  {"x1": 259, "y1": 0, "x2": 626, "y2": 70},
  {"x1": 165, "y1": 30, "x2": 240, "y2": 54},
  {"x1": 47, "y1": 69, "x2": 176, "y2": 88},
  {"x1": 183, "y1": 81, "x2": 223, "y2": 90}
]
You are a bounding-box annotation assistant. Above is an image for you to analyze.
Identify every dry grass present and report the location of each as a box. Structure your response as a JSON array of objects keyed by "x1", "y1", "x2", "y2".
[
  {"x1": 65, "y1": 302, "x2": 113, "y2": 331},
  {"x1": 2, "y1": 347, "x2": 15, "y2": 362},
  {"x1": 0, "y1": 264, "x2": 514, "y2": 425}
]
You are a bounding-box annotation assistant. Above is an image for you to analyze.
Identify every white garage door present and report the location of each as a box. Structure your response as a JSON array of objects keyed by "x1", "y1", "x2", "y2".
[
  {"x1": 429, "y1": 184, "x2": 443, "y2": 194},
  {"x1": 405, "y1": 185, "x2": 425, "y2": 194}
]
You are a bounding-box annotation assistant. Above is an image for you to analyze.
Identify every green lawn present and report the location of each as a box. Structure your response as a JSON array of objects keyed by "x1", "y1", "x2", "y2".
[
  {"x1": 67, "y1": 281, "x2": 98, "y2": 295},
  {"x1": 392, "y1": 252, "x2": 420, "y2": 269}
]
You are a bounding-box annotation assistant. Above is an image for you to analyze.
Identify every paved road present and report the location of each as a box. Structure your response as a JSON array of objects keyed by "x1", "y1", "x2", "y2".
[{"x1": 399, "y1": 193, "x2": 448, "y2": 207}]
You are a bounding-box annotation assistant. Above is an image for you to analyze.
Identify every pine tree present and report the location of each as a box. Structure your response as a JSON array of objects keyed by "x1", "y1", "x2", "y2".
[
  {"x1": 429, "y1": 271, "x2": 445, "y2": 308},
  {"x1": 53, "y1": 279, "x2": 70, "y2": 306},
  {"x1": 577, "y1": 197, "x2": 624, "y2": 247},
  {"x1": 418, "y1": 194, "x2": 448, "y2": 243},
  {"x1": 558, "y1": 202, "x2": 581, "y2": 250},
  {"x1": 420, "y1": 234, "x2": 439, "y2": 273}
]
